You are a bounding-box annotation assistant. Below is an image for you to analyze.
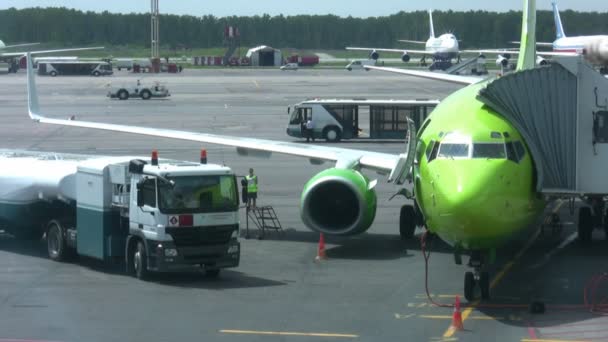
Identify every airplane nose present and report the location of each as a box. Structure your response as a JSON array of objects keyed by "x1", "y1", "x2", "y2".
[{"x1": 427, "y1": 160, "x2": 526, "y2": 248}]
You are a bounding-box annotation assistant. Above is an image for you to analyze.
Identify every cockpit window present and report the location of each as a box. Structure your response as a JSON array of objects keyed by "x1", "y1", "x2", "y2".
[
  {"x1": 472, "y1": 143, "x2": 506, "y2": 159},
  {"x1": 438, "y1": 143, "x2": 470, "y2": 158},
  {"x1": 506, "y1": 141, "x2": 526, "y2": 163}
]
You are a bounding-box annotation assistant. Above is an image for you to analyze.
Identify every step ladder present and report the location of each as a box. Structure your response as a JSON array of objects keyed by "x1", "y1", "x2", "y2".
[{"x1": 245, "y1": 206, "x2": 283, "y2": 239}]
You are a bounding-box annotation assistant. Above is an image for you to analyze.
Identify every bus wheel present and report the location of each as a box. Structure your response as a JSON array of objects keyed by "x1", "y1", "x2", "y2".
[
  {"x1": 118, "y1": 89, "x2": 129, "y2": 100},
  {"x1": 140, "y1": 90, "x2": 152, "y2": 100},
  {"x1": 324, "y1": 126, "x2": 341, "y2": 142},
  {"x1": 50, "y1": 71, "x2": 57, "y2": 77},
  {"x1": 93, "y1": 71, "x2": 100, "y2": 77}
]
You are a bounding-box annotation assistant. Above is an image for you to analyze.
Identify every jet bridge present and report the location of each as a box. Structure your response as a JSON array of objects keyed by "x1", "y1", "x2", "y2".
[{"x1": 477, "y1": 56, "x2": 608, "y2": 195}]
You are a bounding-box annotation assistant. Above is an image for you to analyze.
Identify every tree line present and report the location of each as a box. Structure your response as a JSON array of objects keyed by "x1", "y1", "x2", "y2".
[{"x1": 1, "y1": 7, "x2": 607, "y2": 50}]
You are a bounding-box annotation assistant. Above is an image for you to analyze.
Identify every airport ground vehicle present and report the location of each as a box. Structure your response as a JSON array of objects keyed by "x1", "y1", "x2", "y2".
[
  {"x1": 37, "y1": 60, "x2": 113, "y2": 76},
  {"x1": 287, "y1": 99, "x2": 439, "y2": 141},
  {"x1": 113, "y1": 58, "x2": 134, "y2": 71},
  {"x1": 107, "y1": 81, "x2": 170, "y2": 100},
  {"x1": 0, "y1": 150, "x2": 240, "y2": 279},
  {"x1": 280, "y1": 63, "x2": 298, "y2": 71},
  {"x1": 345, "y1": 59, "x2": 376, "y2": 71}
]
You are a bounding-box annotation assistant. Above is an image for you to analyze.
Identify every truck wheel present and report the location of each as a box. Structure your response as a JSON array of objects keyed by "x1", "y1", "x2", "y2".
[
  {"x1": 93, "y1": 71, "x2": 100, "y2": 77},
  {"x1": 50, "y1": 71, "x2": 57, "y2": 77},
  {"x1": 205, "y1": 268, "x2": 221, "y2": 278},
  {"x1": 140, "y1": 90, "x2": 152, "y2": 100},
  {"x1": 118, "y1": 89, "x2": 129, "y2": 100},
  {"x1": 133, "y1": 241, "x2": 149, "y2": 280},
  {"x1": 47, "y1": 222, "x2": 67, "y2": 262},
  {"x1": 347, "y1": 67, "x2": 352, "y2": 71},
  {"x1": 323, "y1": 126, "x2": 341, "y2": 142}
]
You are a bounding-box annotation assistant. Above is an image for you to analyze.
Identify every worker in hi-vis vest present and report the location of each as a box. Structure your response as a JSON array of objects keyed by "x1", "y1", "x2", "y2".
[{"x1": 245, "y1": 168, "x2": 258, "y2": 209}]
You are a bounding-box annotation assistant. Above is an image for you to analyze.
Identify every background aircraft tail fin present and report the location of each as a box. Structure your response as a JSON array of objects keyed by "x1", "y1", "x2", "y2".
[
  {"x1": 552, "y1": 1, "x2": 566, "y2": 39},
  {"x1": 0, "y1": 40, "x2": 4, "y2": 48},
  {"x1": 516, "y1": 0, "x2": 537, "y2": 71},
  {"x1": 428, "y1": 10, "x2": 435, "y2": 39},
  {"x1": 26, "y1": 53, "x2": 41, "y2": 120}
]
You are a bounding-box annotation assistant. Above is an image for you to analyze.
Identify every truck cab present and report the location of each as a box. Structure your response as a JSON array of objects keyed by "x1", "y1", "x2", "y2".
[{"x1": 125, "y1": 157, "x2": 240, "y2": 278}]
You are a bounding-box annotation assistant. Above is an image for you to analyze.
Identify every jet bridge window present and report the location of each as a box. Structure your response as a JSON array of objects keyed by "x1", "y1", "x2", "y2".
[
  {"x1": 593, "y1": 111, "x2": 608, "y2": 143},
  {"x1": 438, "y1": 143, "x2": 470, "y2": 159},
  {"x1": 472, "y1": 143, "x2": 506, "y2": 159}
]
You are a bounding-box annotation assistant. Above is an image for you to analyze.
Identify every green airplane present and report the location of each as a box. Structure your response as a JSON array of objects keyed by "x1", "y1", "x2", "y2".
[{"x1": 24, "y1": 0, "x2": 558, "y2": 302}]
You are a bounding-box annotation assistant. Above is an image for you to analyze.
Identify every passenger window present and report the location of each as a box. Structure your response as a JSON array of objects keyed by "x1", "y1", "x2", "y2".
[
  {"x1": 473, "y1": 143, "x2": 506, "y2": 159},
  {"x1": 141, "y1": 178, "x2": 157, "y2": 207},
  {"x1": 505, "y1": 142, "x2": 518, "y2": 162},
  {"x1": 425, "y1": 140, "x2": 436, "y2": 161},
  {"x1": 428, "y1": 141, "x2": 440, "y2": 162},
  {"x1": 438, "y1": 143, "x2": 470, "y2": 159},
  {"x1": 514, "y1": 141, "x2": 526, "y2": 162}
]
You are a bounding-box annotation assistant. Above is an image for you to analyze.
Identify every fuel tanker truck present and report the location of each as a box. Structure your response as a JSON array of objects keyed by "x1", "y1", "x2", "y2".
[{"x1": 0, "y1": 149, "x2": 240, "y2": 279}]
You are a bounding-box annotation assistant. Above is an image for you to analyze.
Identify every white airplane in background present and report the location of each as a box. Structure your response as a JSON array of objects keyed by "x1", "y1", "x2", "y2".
[
  {"x1": 0, "y1": 39, "x2": 104, "y2": 73},
  {"x1": 346, "y1": 10, "x2": 460, "y2": 71},
  {"x1": 468, "y1": 1, "x2": 608, "y2": 68},
  {"x1": 0, "y1": 40, "x2": 40, "y2": 50},
  {"x1": 541, "y1": 1, "x2": 608, "y2": 54}
]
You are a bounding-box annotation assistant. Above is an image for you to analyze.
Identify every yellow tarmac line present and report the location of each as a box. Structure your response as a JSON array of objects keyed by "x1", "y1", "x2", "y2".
[
  {"x1": 443, "y1": 200, "x2": 564, "y2": 338},
  {"x1": 220, "y1": 330, "x2": 359, "y2": 338}
]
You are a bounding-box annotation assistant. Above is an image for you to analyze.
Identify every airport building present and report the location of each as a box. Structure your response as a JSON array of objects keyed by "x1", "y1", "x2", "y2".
[{"x1": 245, "y1": 45, "x2": 282, "y2": 67}]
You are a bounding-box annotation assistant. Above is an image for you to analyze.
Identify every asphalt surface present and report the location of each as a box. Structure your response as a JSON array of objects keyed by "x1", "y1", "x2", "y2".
[{"x1": 0, "y1": 68, "x2": 607, "y2": 342}]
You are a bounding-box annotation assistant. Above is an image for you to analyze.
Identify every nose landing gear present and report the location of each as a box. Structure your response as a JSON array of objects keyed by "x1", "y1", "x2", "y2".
[{"x1": 463, "y1": 251, "x2": 491, "y2": 302}]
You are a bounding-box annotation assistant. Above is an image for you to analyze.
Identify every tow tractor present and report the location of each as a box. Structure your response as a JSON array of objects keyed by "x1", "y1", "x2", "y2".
[{"x1": 107, "y1": 80, "x2": 170, "y2": 100}]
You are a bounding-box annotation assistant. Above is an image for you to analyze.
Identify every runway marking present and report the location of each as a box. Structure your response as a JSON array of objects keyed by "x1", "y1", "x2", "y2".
[
  {"x1": 530, "y1": 231, "x2": 578, "y2": 269},
  {"x1": 421, "y1": 314, "x2": 521, "y2": 321},
  {"x1": 0, "y1": 339, "x2": 64, "y2": 342},
  {"x1": 253, "y1": 80, "x2": 260, "y2": 88},
  {"x1": 220, "y1": 329, "x2": 358, "y2": 338},
  {"x1": 443, "y1": 200, "x2": 565, "y2": 338}
]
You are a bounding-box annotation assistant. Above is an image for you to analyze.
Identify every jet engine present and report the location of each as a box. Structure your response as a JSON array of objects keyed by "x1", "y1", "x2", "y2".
[
  {"x1": 496, "y1": 54, "x2": 510, "y2": 67},
  {"x1": 370, "y1": 50, "x2": 380, "y2": 60},
  {"x1": 536, "y1": 55, "x2": 549, "y2": 66},
  {"x1": 401, "y1": 53, "x2": 411, "y2": 63},
  {"x1": 300, "y1": 168, "x2": 377, "y2": 236}
]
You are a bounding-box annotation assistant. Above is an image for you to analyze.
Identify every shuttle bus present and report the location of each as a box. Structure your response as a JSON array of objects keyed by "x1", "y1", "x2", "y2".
[
  {"x1": 286, "y1": 99, "x2": 439, "y2": 141},
  {"x1": 37, "y1": 60, "x2": 113, "y2": 77}
]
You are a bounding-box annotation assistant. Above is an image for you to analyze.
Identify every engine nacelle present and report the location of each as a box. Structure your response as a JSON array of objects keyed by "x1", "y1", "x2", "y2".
[
  {"x1": 536, "y1": 55, "x2": 549, "y2": 66},
  {"x1": 301, "y1": 168, "x2": 377, "y2": 236},
  {"x1": 401, "y1": 53, "x2": 411, "y2": 63},
  {"x1": 496, "y1": 55, "x2": 510, "y2": 67},
  {"x1": 585, "y1": 37, "x2": 608, "y2": 66},
  {"x1": 370, "y1": 50, "x2": 380, "y2": 60}
]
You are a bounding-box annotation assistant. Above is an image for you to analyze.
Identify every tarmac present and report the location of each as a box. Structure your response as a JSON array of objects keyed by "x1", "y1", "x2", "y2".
[{"x1": 0, "y1": 68, "x2": 607, "y2": 342}]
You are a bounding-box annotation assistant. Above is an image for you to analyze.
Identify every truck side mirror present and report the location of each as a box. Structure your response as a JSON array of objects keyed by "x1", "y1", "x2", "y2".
[{"x1": 136, "y1": 181, "x2": 144, "y2": 207}]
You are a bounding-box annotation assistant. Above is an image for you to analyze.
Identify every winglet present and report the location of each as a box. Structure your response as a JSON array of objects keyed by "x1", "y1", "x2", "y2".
[
  {"x1": 516, "y1": 0, "x2": 537, "y2": 71},
  {"x1": 428, "y1": 10, "x2": 436, "y2": 39},
  {"x1": 551, "y1": 1, "x2": 566, "y2": 39},
  {"x1": 26, "y1": 52, "x2": 42, "y2": 121}
]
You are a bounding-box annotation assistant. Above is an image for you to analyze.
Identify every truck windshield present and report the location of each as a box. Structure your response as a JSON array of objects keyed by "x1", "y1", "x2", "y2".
[{"x1": 158, "y1": 175, "x2": 238, "y2": 214}]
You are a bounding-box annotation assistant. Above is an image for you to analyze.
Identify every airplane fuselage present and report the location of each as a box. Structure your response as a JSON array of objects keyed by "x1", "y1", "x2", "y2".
[
  {"x1": 414, "y1": 82, "x2": 545, "y2": 251},
  {"x1": 425, "y1": 34, "x2": 459, "y2": 60},
  {"x1": 553, "y1": 35, "x2": 608, "y2": 53}
]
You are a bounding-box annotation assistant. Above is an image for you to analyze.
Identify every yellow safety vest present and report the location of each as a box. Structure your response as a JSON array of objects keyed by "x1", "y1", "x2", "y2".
[{"x1": 246, "y1": 175, "x2": 258, "y2": 193}]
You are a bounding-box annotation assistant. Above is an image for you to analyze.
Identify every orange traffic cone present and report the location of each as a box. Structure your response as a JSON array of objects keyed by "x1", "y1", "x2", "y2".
[
  {"x1": 450, "y1": 295, "x2": 464, "y2": 331},
  {"x1": 315, "y1": 233, "x2": 328, "y2": 261}
]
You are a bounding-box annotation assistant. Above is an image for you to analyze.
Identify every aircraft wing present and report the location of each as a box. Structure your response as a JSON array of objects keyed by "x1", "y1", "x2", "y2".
[
  {"x1": 346, "y1": 47, "x2": 429, "y2": 54},
  {"x1": 365, "y1": 65, "x2": 483, "y2": 85},
  {"x1": 1, "y1": 46, "x2": 104, "y2": 58},
  {"x1": 398, "y1": 40, "x2": 427, "y2": 45},
  {"x1": 465, "y1": 49, "x2": 577, "y2": 57},
  {"x1": 2, "y1": 42, "x2": 40, "y2": 49},
  {"x1": 510, "y1": 41, "x2": 554, "y2": 47},
  {"x1": 25, "y1": 53, "x2": 400, "y2": 175}
]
